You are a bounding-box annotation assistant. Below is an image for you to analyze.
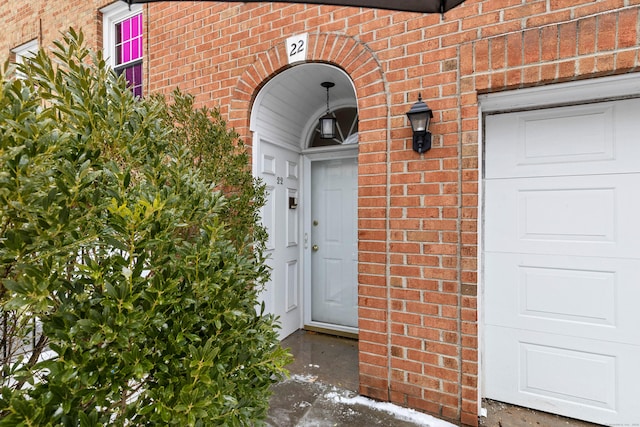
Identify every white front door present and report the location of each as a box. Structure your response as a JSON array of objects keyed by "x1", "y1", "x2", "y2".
[
  {"x1": 309, "y1": 157, "x2": 358, "y2": 330},
  {"x1": 258, "y1": 140, "x2": 301, "y2": 339},
  {"x1": 484, "y1": 98, "x2": 640, "y2": 425}
]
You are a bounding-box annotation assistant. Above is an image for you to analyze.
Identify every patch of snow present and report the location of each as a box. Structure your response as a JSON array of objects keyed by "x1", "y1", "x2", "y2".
[
  {"x1": 294, "y1": 401, "x2": 311, "y2": 409},
  {"x1": 291, "y1": 373, "x2": 318, "y2": 383},
  {"x1": 38, "y1": 350, "x2": 57, "y2": 362},
  {"x1": 308, "y1": 364, "x2": 320, "y2": 368},
  {"x1": 326, "y1": 392, "x2": 458, "y2": 427}
]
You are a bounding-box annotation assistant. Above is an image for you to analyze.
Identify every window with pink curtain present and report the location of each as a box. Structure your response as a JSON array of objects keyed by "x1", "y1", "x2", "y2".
[{"x1": 115, "y1": 13, "x2": 143, "y2": 97}]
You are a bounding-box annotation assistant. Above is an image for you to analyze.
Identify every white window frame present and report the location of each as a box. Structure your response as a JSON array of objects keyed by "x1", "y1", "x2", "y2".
[
  {"x1": 12, "y1": 39, "x2": 38, "y2": 79},
  {"x1": 100, "y1": 1, "x2": 143, "y2": 70},
  {"x1": 12, "y1": 39, "x2": 39, "y2": 65}
]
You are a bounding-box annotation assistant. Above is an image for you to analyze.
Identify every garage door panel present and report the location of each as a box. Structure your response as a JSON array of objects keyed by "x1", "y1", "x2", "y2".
[
  {"x1": 485, "y1": 98, "x2": 640, "y2": 179},
  {"x1": 484, "y1": 94, "x2": 640, "y2": 425},
  {"x1": 485, "y1": 174, "x2": 640, "y2": 258},
  {"x1": 485, "y1": 253, "x2": 640, "y2": 345},
  {"x1": 485, "y1": 326, "x2": 640, "y2": 425}
]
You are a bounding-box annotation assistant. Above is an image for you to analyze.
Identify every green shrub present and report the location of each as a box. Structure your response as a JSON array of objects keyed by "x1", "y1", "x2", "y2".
[
  {"x1": 0, "y1": 29, "x2": 289, "y2": 426},
  {"x1": 160, "y1": 88, "x2": 268, "y2": 252}
]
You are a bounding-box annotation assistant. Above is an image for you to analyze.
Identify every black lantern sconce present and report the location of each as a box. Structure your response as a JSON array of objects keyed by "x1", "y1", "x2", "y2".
[
  {"x1": 406, "y1": 93, "x2": 434, "y2": 154},
  {"x1": 319, "y1": 82, "x2": 337, "y2": 139}
]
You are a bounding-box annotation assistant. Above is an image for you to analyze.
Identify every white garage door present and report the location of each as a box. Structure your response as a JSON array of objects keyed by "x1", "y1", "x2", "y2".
[{"x1": 484, "y1": 97, "x2": 640, "y2": 425}]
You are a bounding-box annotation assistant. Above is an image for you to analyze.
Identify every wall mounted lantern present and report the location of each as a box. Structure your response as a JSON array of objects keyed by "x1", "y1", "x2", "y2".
[
  {"x1": 406, "y1": 93, "x2": 434, "y2": 154},
  {"x1": 319, "y1": 82, "x2": 337, "y2": 139}
]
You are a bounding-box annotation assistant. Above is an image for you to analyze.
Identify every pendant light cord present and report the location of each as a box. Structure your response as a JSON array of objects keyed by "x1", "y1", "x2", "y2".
[{"x1": 326, "y1": 85, "x2": 331, "y2": 115}]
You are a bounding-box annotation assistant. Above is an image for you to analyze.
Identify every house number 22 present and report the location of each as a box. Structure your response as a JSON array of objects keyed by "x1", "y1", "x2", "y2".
[
  {"x1": 286, "y1": 33, "x2": 308, "y2": 64},
  {"x1": 290, "y1": 40, "x2": 304, "y2": 57},
  {"x1": 276, "y1": 177, "x2": 284, "y2": 185}
]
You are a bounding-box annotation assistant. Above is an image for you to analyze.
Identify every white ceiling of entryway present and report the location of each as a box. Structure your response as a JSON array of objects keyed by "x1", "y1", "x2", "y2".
[{"x1": 251, "y1": 63, "x2": 357, "y2": 149}]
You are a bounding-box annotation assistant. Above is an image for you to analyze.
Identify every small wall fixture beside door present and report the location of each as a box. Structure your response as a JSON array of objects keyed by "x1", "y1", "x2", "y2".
[{"x1": 406, "y1": 93, "x2": 434, "y2": 154}]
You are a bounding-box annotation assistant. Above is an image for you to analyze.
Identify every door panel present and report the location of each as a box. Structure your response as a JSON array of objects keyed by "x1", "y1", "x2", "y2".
[
  {"x1": 485, "y1": 326, "x2": 640, "y2": 421},
  {"x1": 485, "y1": 175, "x2": 640, "y2": 258},
  {"x1": 258, "y1": 141, "x2": 301, "y2": 339},
  {"x1": 485, "y1": 98, "x2": 640, "y2": 179},
  {"x1": 310, "y1": 158, "x2": 358, "y2": 329},
  {"x1": 485, "y1": 253, "x2": 640, "y2": 345}
]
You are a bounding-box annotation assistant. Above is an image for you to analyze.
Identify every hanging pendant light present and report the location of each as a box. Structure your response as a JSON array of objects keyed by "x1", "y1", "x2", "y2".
[{"x1": 319, "y1": 82, "x2": 336, "y2": 139}]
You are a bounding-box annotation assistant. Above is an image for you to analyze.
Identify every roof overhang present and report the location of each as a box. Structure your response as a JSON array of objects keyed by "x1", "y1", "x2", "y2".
[{"x1": 125, "y1": 0, "x2": 466, "y2": 14}]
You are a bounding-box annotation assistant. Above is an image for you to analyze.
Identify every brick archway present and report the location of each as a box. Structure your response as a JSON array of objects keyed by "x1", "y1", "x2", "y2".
[{"x1": 228, "y1": 32, "x2": 388, "y2": 150}]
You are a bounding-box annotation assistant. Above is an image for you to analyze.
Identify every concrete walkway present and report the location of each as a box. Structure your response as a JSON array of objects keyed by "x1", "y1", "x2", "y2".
[
  {"x1": 266, "y1": 330, "x2": 457, "y2": 427},
  {"x1": 267, "y1": 374, "x2": 457, "y2": 427}
]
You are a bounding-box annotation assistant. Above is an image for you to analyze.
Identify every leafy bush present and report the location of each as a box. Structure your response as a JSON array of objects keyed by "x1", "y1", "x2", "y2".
[
  {"x1": 160, "y1": 88, "x2": 268, "y2": 252},
  {"x1": 0, "y1": 29, "x2": 289, "y2": 426}
]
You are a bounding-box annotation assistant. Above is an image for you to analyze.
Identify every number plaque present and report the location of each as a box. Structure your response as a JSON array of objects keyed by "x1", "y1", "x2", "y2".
[{"x1": 286, "y1": 33, "x2": 307, "y2": 64}]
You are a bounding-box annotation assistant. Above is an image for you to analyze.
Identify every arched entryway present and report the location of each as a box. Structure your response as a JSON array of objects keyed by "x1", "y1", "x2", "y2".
[{"x1": 250, "y1": 63, "x2": 359, "y2": 339}]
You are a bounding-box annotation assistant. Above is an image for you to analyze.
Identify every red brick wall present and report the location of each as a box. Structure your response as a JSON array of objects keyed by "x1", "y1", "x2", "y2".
[
  {"x1": 0, "y1": 0, "x2": 109, "y2": 59},
  {"x1": 2, "y1": 1, "x2": 640, "y2": 426}
]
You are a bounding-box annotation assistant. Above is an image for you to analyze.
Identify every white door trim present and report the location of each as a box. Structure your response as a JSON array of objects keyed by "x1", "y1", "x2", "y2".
[
  {"x1": 302, "y1": 147, "x2": 359, "y2": 336},
  {"x1": 478, "y1": 72, "x2": 640, "y2": 419}
]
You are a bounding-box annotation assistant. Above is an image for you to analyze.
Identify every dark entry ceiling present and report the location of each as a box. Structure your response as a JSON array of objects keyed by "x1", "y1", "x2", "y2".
[{"x1": 125, "y1": 0, "x2": 466, "y2": 14}]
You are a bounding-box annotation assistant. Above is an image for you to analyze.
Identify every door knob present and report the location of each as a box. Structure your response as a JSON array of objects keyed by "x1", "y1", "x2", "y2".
[{"x1": 312, "y1": 245, "x2": 319, "y2": 252}]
